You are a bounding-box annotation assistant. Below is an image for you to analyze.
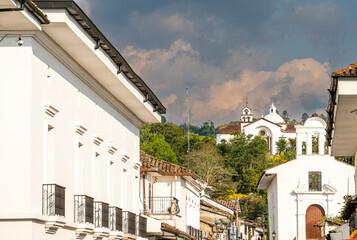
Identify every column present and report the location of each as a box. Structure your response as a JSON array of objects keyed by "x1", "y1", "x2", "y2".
[
  {"x1": 296, "y1": 197, "x2": 305, "y2": 240},
  {"x1": 318, "y1": 132, "x2": 325, "y2": 155},
  {"x1": 306, "y1": 133, "x2": 312, "y2": 155},
  {"x1": 296, "y1": 132, "x2": 302, "y2": 155}
]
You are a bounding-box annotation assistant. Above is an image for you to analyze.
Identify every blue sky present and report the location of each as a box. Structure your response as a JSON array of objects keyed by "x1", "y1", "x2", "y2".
[{"x1": 76, "y1": 0, "x2": 357, "y2": 125}]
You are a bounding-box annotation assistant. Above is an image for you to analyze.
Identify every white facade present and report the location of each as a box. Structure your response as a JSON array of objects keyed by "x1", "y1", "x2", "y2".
[
  {"x1": 0, "y1": 1, "x2": 163, "y2": 239},
  {"x1": 258, "y1": 118, "x2": 355, "y2": 240},
  {"x1": 216, "y1": 104, "x2": 296, "y2": 155},
  {"x1": 140, "y1": 152, "x2": 207, "y2": 239},
  {"x1": 327, "y1": 64, "x2": 357, "y2": 194}
]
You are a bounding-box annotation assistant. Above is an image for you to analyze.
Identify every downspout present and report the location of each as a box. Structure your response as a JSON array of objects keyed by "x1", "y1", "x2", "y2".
[{"x1": 143, "y1": 172, "x2": 146, "y2": 214}]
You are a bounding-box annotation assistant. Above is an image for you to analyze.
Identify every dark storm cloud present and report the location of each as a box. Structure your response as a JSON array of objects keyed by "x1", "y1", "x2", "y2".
[{"x1": 74, "y1": 0, "x2": 357, "y2": 125}]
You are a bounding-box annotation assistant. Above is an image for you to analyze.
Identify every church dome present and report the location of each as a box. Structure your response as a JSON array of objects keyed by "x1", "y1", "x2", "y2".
[
  {"x1": 264, "y1": 113, "x2": 285, "y2": 124},
  {"x1": 264, "y1": 103, "x2": 285, "y2": 124}
]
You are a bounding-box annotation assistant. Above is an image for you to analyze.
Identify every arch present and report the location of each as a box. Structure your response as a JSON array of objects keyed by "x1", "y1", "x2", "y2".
[
  {"x1": 306, "y1": 204, "x2": 325, "y2": 240},
  {"x1": 257, "y1": 127, "x2": 272, "y2": 153},
  {"x1": 312, "y1": 133, "x2": 319, "y2": 154},
  {"x1": 302, "y1": 142, "x2": 307, "y2": 155},
  {"x1": 304, "y1": 117, "x2": 327, "y2": 128}
]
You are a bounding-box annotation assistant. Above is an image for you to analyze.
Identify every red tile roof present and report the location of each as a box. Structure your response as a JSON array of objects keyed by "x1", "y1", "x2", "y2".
[
  {"x1": 281, "y1": 124, "x2": 296, "y2": 133},
  {"x1": 214, "y1": 199, "x2": 241, "y2": 213},
  {"x1": 332, "y1": 63, "x2": 357, "y2": 76},
  {"x1": 140, "y1": 151, "x2": 200, "y2": 180},
  {"x1": 216, "y1": 125, "x2": 241, "y2": 134},
  {"x1": 161, "y1": 223, "x2": 197, "y2": 240}
]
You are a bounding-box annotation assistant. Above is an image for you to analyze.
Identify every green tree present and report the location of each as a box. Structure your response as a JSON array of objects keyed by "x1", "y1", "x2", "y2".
[
  {"x1": 140, "y1": 133, "x2": 178, "y2": 164},
  {"x1": 282, "y1": 110, "x2": 289, "y2": 122},
  {"x1": 276, "y1": 139, "x2": 287, "y2": 154},
  {"x1": 190, "y1": 143, "x2": 232, "y2": 186},
  {"x1": 239, "y1": 193, "x2": 268, "y2": 221},
  {"x1": 218, "y1": 132, "x2": 270, "y2": 194},
  {"x1": 301, "y1": 112, "x2": 309, "y2": 123}
]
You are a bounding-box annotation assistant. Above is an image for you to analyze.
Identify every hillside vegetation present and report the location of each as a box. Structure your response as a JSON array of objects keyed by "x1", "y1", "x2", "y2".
[{"x1": 140, "y1": 122, "x2": 296, "y2": 221}]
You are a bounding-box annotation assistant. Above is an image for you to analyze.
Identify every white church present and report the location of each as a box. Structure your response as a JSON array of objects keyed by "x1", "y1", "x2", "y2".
[
  {"x1": 216, "y1": 103, "x2": 297, "y2": 155},
  {"x1": 257, "y1": 117, "x2": 355, "y2": 240}
]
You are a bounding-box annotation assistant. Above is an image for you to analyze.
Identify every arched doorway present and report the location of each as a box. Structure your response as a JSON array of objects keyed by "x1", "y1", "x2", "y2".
[{"x1": 306, "y1": 204, "x2": 325, "y2": 240}]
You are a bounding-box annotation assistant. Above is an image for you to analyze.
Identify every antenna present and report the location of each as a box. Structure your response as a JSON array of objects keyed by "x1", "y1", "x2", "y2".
[{"x1": 186, "y1": 88, "x2": 190, "y2": 169}]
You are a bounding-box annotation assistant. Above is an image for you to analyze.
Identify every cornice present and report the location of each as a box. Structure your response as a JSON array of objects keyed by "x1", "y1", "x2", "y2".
[{"x1": 32, "y1": 31, "x2": 144, "y2": 129}]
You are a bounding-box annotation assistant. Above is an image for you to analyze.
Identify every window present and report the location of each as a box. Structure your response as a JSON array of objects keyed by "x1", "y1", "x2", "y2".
[
  {"x1": 260, "y1": 130, "x2": 266, "y2": 136},
  {"x1": 309, "y1": 171, "x2": 322, "y2": 191},
  {"x1": 302, "y1": 142, "x2": 307, "y2": 155}
]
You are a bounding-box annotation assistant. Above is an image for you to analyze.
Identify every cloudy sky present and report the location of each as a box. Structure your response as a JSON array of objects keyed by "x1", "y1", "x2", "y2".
[{"x1": 76, "y1": 0, "x2": 357, "y2": 125}]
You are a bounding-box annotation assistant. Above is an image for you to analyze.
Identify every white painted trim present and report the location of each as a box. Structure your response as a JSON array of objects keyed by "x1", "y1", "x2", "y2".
[{"x1": 32, "y1": 31, "x2": 145, "y2": 129}]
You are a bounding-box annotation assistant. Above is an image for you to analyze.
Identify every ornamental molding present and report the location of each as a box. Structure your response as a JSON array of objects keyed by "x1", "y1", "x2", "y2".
[
  {"x1": 108, "y1": 145, "x2": 118, "y2": 155},
  {"x1": 44, "y1": 215, "x2": 66, "y2": 234},
  {"x1": 121, "y1": 154, "x2": 129, "y2": 163},
  {"x1": 44, "y1": 104, "x2": 59, "y2": 118},
  {"x1": 93, "y1": 227, "x2": 110, "y2": 240},
  {"x1": 75, "y1": 223, "x2": 94, "y2": 240},
  {"x1": 76, "y1": 124, "x2": 87, "y2": 136},
  {"x1": 93, "y1": 135, "x2": 104, "y2": 146}
]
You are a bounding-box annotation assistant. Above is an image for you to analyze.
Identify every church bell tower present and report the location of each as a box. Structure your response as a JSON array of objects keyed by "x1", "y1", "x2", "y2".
[{"x1": 241, "y1": 97, "x2": 253, "y2": 123}]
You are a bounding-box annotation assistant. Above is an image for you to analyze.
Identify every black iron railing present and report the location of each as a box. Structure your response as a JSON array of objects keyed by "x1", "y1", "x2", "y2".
[
  {"x1": 94, "y1": 201, "x2": 109, "y2": 228},
  {"x1": 74, "y1": 195, "x2": 94, "y2": 224},
  {"x1": 109, "y1": 206, "x2": 123, "y2": 231},
  {"x1": 187, "y1": 225, "x2": 202, "y2": 240},
  {"x1": 139, "y1": 216, "x2": 147, "y2": 237},
  {"x1": 42, "y1": 184, "x2": 65, "y2": 217},
  {"x1": 123, "y1": 211, "x2": 136, "y2": 235},
  {"x1": 147, "y1": 196, "x2": 180, "y2": 214}
]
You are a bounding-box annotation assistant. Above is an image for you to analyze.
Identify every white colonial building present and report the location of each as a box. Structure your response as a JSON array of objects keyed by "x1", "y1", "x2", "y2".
[
  {"x1": 327, "y1": 62, "x2": 357, "y2": 194},
  {"x1": 257, "y1": 117, "x2": 355, "y2": 240},
  {"x1": 140, "y1": 151, "x2": 207, "y2": 240},
  {"x1": 216, "y1": 103, "x2": 296, "y2": 155},
  {"x1": 0, "y1": 0, "x2": 165, "y2": 239}
]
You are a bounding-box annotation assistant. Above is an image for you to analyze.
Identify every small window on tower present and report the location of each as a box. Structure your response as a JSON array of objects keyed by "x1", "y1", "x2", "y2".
[{"x1": 260, "y1": 130, "x2": 266, "y2": 136}]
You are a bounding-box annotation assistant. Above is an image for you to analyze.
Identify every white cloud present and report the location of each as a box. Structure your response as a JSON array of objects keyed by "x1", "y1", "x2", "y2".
[{"x1": 123, "y1": 40, "x2": 330, "y2": 125}]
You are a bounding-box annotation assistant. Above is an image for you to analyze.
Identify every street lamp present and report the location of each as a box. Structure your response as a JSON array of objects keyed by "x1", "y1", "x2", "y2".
[{"x1": 272, "y1": 231, "x2": 276, "y2": 240}]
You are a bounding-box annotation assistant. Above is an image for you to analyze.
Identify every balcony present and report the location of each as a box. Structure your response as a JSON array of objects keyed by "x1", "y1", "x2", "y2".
[
  {"x1": 138, "y1": 216, "x2": 147, "y2": 238},
  {"x1": 42, "y1": 184, "x2": 65, "y2": 217},
  {"x1": 74, "y1": 195, "x2": 94, "y2": 224},
  {"x1": 94, "y1": 201, "x2": 109, "y2": 228},
  {"x1": 42, "y1": 184, "x2": 66, "y2": 234},
  {"x1": 147, "y1": 197, "x2": 180, "y2": 215},
  {"x1": 109, "y1": 206, "x2": 123, "y2": 232},
  {"x1": 74, "y1": 195, "x2": 94, "y2": 239},
  {"x1": 123, "y1": 211, "x2": 136, "y2": 235},
  {"x1": 187, "y1": 225, "x2": 202, "y2": 240}
]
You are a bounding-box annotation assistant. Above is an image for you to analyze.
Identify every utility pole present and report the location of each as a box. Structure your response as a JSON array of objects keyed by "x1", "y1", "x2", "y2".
[{"x1": 186, "y1": 88, "x2": 190, "y2": 169}]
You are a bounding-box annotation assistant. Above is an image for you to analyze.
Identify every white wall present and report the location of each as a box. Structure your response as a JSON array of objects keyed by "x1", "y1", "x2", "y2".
[
  {"x1": 0, "y1": 33, "x2": 145, "y2": 238},
  {"x1": 266, "y1": 155, "x2": 354, "y2": 240}
]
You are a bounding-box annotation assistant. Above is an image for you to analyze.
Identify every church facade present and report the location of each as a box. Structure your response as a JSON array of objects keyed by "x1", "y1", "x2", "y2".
[
  {"x1": 216, "y1": 103, "x2": 296, "y2": 155},
  {"x1": 257, "y1": 117, "x2": 355, "y2": 240}
]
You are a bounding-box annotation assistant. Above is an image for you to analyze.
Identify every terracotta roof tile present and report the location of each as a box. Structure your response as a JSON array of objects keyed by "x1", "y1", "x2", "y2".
[
  {"x1": 161, "y1": 223, "x2": 197, "y2": 240},
  {"x1": 332, "y1": 62, "x2": 357, "y2": 76},
  {"x1": 216, "y1": 125, "x2": 241, "y2": 134},
  {"x1": 214, "y1": 199, "x2": 241, "y2": 213},
  {"x1": 140, "y1": 151, "x2": 200, "y2": 179},
  {"x1": 281, "y1": 124, "x2": 296, "y2": 133}
]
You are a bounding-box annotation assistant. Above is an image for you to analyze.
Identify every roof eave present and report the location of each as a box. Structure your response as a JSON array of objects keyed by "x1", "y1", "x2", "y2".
[{"x1": 33, "y1": 0, "x2": 165, "y2": 114}]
